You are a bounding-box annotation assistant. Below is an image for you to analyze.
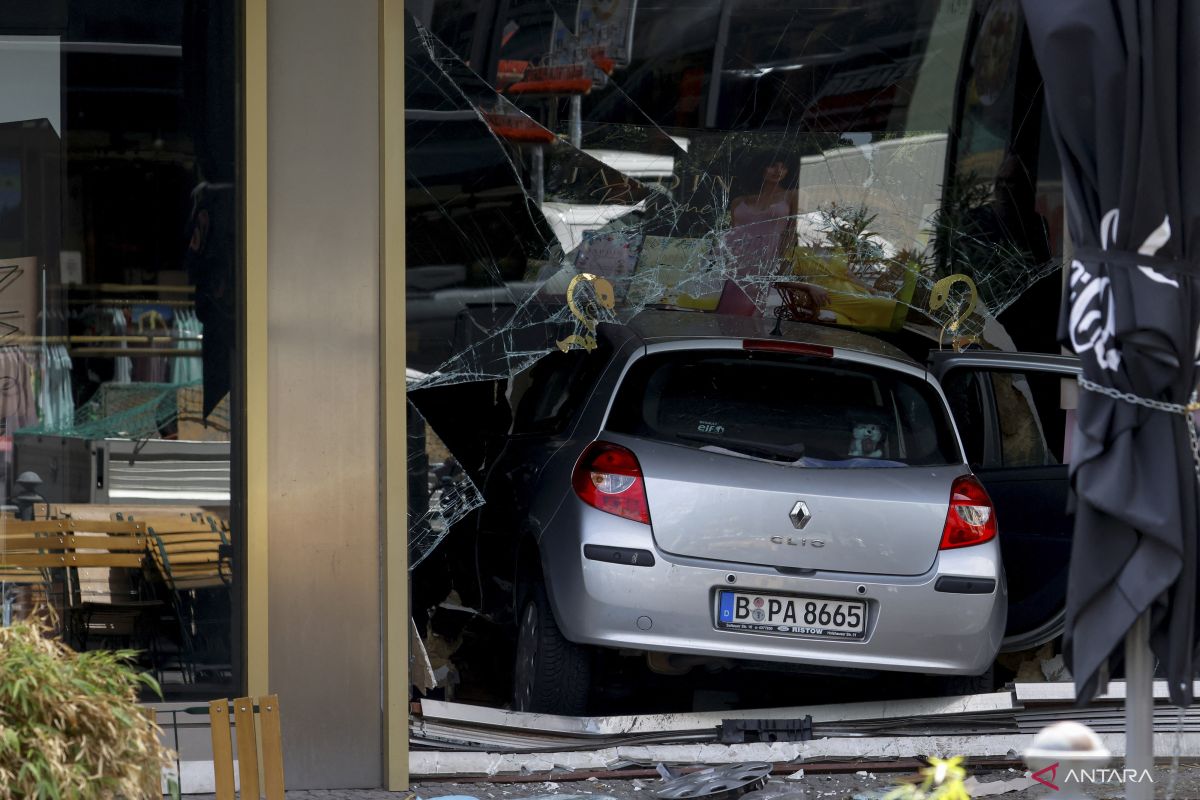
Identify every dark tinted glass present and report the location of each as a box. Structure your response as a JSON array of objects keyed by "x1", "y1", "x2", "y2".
[
  {"x1": 608, "y1": 350, "x2": 959, "y2": 466},
  {"x1": 941, "y1": 367, "x2": 1070, "y2": 469},
  {"x1": 509, "y1": 343, "x2": 610, "y2": 434}
]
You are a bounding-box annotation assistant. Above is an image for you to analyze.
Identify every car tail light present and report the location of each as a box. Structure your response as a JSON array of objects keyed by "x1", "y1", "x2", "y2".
[
  {"x1": 939, "y1": 475, "x2": 997, "y2": 549},
  {"x1": 572, "y1": 442, "x2": 651, "y2": 524},
  {"x1": 742, "y1": 339, "x2": 833, "y2": 358}
]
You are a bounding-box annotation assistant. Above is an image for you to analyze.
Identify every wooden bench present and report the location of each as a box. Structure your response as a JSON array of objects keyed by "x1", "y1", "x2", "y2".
[
  {"x1": 0, "y1": 519, "x2": 148, "y2": 570},
  {"x1": 0, "y1": 519, "x2": 151, "y2": 642}
]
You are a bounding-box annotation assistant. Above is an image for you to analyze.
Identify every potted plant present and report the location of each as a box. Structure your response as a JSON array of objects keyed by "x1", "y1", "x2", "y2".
[{"x1": 0, "y1": 616, "x2": 177, "y2": 798}]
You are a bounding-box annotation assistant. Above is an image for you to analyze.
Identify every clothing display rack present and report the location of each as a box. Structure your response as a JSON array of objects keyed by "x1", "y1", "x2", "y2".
[
  {"x1": 10, "y1": 335, "x2": 201, "y2": 344},
  {"x1": 68, "y1": 348, "x2": 198, "y2": 357},
  {"x1": 69, "y1": 283, "x2": 195, "y2": 295},
  {"x1": 65, "y1": 298, "x2": 195, "y2": 308},
  {"x1": 41, "y1": 285, "x2": 206, "y2": 377}
]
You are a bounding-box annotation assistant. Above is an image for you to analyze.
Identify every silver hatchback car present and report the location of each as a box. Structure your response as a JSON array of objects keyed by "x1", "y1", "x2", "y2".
[{"x1": 488, "y1": 311, "x2": 1013, "y2": 713}]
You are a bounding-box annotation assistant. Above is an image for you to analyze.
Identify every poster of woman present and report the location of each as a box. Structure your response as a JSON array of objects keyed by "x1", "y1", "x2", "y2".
[{"x1": 717, "y1": 154, "x2": 828, "y2": 315}]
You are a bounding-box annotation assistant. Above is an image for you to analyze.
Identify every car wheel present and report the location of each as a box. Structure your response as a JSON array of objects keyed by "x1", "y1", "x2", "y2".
[{"x1": 513, "y1": 583, "x2": 591, "y2": 714}]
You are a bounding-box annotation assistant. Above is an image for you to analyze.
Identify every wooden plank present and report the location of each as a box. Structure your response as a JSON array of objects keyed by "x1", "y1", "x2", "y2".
[
  {"x1": 0, "y1": 535, "x2": 72, "y2": 549},
  {"x1": 62, "y1": 520, "x2": 146, "y2": 535},
  {"x1": 141, "y1": 520, "x2": 220, "y2": 534},
  {"x1": 69, "y1": 553, "x2": 145, "y2": 568},
  {"x1": 0, "y1": 521, "x2": 72, "y2": 534},
  {"x1": 208, "y1": 699, "x2": 236, "y2": 800},
  {"x1": 258, "y1": 695, "x2": 285, "y2": 800},
  {"x1": 0, "y1": 520, "x2": 145, "y2": 535},
  {"x1": 0, "y1": 534, "x2": 146, "y2": 551},
  {"x1": 0, "y1": 553, "x2": 144, "y2": 568},
  {"x1": 152, "y1": 532, "x2": 225, "y2": 542},
  {"x1": 159, "y1": 554, "x2": 223, "y2": 566},
  {"x1": 70, "y1": 535, "x2": 148, "y2": 550},
  {"x1": 233, "y1": 697, "x2": 261, "y2": 800},
  {"x1": 0, "y1": 570, "x2": 44, "y2": 583},
  {"x1": 159, "y1": 541, "x2": 226, "y2": 555}
]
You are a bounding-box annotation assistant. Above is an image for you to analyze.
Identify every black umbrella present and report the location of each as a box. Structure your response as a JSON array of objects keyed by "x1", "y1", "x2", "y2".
[{"x1": 1020, "y1": 0, "x2": 1200, "y2": 715}]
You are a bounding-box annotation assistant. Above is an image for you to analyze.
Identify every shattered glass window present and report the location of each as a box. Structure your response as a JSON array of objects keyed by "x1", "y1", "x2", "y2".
[{"x1": 405, "y1": 0, "x2": 1064, "y2": 567}]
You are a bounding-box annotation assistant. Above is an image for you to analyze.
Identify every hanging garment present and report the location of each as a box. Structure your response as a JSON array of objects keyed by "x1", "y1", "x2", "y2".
[
  {"x1": 34, "y1": 344, "x2": 73, "y2": 431},
  {"x1": 170, "y1": 308, "x2": 204, "y2": 385},
  {"x1": 0, "y1": 347, "x2": 35, "y2": 428},
  {"x1": 132, "y1": 309, "x2": 170, "y2": 383},
  {"x1": 113, "y1": 308, "x2": 132, "y2": 384}
]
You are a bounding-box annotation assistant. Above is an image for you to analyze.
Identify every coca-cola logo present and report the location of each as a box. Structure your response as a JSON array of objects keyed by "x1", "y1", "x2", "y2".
[
  {"x1": 1067, "y1": 258, "x2": 1121, "y2": 371},
  {"x1": 1067, "y1": 209, "x2": 1178, "y2": 372}
]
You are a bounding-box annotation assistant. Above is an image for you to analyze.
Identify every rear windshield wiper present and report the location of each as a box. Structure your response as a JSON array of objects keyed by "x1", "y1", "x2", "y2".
[{"x1": 676, "y1": 433, "x2": 802, "y2": 463}]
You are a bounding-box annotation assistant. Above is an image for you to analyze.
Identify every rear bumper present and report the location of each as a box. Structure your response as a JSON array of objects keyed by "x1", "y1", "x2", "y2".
[{"x1": 540, "y1": 503, "x2": 1006, "y2": 676}]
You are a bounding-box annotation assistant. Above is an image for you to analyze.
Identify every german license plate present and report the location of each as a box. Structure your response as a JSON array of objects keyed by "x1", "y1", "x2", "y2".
[{"x1": 717, "y1": 591, "x2": 866, "y2": 639}]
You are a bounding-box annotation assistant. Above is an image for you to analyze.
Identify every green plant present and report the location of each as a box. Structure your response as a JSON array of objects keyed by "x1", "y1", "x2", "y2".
[
  {"x1": 0, "y1": 616, "x2": 176, "y2": 799},
  {"x1": 925, "y1": 170, "x2": 1036, "y2": 309},
  {"x1": 814, "y1": 202, "x2": 887, "y2": 279}
]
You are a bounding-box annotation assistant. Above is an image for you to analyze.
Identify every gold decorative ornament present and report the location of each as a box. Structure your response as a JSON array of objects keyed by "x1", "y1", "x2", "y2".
[
  {"x1": 557, "y1": 272, "x2": 616, "y2": 352},
  {"x1": 929, "y1": 274, "x2": 979, "y2": 351}
]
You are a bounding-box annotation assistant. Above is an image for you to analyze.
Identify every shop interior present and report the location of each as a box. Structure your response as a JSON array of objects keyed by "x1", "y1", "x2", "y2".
[{"x1": 0, "y1": 0, "x2": 237, "y2": 698}]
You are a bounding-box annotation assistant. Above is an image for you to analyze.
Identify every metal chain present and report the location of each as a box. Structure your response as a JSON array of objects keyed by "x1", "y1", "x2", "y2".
[
  {"x1": 1189, "y1": 400, "x2": 1200, "y2": 483},
  {"x1": 1077, "y1": 375, "x2": 1200, "y2": 415}
]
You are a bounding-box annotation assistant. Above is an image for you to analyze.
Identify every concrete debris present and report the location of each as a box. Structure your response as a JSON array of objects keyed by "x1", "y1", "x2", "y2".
[
  {"x1": 1039, "y1": 654, "x2": 1071, "y2": 683},
  {"x1": 410, "y1": 730, "x2": 1200, "y2": 778},
  {"x1": 961, "y1": 775, "x2": 1038, "y2": 796},
  {"x1": 410, "y1": 684, "x2": 1200, "y2": 780},
  {"x1": 416, "y1": 693, "x2": 1016, "y2": 739},
  {"x1": 411, "y1": 617, "x2": 438, "y2": 692},
  {"x1": 997, "y1": 643, "x2": 1056, "y2": 683}
]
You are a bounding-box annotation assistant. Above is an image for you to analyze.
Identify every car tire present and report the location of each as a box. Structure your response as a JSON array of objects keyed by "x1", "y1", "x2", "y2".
[
  {"x1": 513, "y1": 582, "x2": 591, "y2": 714},
  {"x1": 939, "y1": 664, "x2": 996, "y2": 696}
]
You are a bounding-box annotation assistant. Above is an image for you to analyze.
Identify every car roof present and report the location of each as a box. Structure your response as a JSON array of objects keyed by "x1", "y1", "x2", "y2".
[{"x1": 622, "y1": 309, "x2": 918, "y2": 367}]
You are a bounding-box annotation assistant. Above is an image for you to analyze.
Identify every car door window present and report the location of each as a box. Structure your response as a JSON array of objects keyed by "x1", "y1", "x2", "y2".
[
  {"x1": 940, "y1": 370, "x2": 988, "y2": 467},
  {"x1": 941, "y1": 368, "x2": 1072, "y2": 469}
]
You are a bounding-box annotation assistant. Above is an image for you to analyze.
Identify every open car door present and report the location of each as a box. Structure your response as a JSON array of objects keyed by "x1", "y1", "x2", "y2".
[{"x1": 928, "y1": 351, "x2": 1081, "y2": 652}]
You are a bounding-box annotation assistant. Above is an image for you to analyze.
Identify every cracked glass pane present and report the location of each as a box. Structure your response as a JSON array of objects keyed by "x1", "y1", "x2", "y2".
[
  {"x1": 405, "y1": 0, "x2": 1063, "y2": 566},
  {"x1": 408, "y1": 397, "x2": 485, "y2": 570}
]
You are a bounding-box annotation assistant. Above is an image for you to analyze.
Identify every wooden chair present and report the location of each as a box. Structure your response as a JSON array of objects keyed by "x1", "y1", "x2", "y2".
[
  {"x1": 208, "y1": 695, "x2": 285, "y2": 800},
  {"x1": 0, "y1": 519, "x2": 151, "y2": 645},
  {"x1": 123, "y1": 515, "x2": 232, "y2": 683}
]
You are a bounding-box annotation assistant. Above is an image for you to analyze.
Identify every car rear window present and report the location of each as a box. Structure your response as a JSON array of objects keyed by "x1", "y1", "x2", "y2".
[{"x1": 607, "y1": 350, "x2": 960, "y2": 467}]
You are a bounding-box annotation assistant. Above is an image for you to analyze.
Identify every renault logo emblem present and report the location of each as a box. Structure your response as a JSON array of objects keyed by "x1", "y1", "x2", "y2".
[{"x1": 789, "y1": 501, "x2": 811, "y2": 529}]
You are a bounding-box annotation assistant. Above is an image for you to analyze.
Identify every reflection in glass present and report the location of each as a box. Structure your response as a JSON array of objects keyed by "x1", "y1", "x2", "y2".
[{"x1": 0, "y1": 1, "x2": 238, "y2": 697}]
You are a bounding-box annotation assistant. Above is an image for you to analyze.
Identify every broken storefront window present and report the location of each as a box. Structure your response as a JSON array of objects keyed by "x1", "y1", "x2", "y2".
[{"x1": 405, "y1": 0, "x2": 1063, "y2": 566}]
